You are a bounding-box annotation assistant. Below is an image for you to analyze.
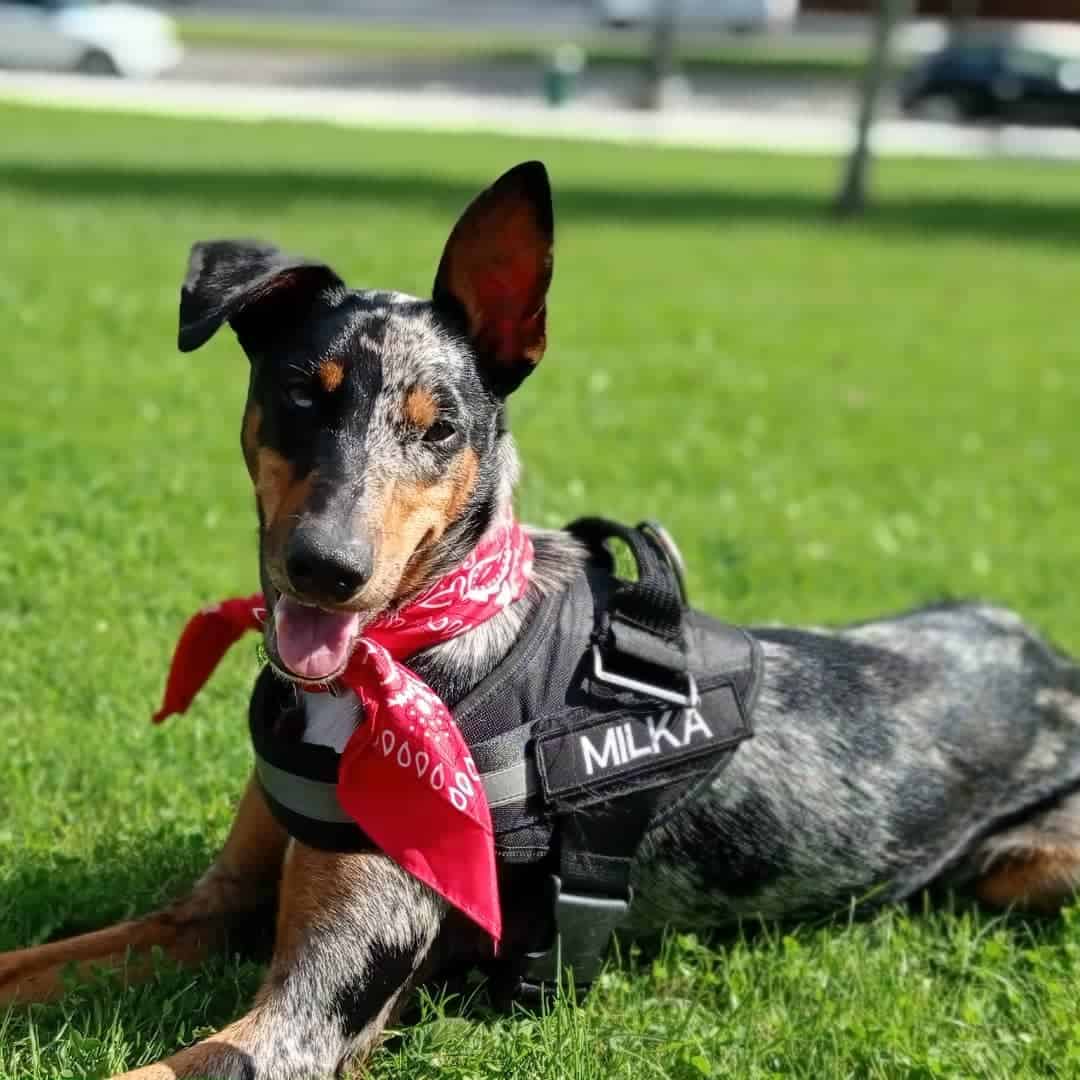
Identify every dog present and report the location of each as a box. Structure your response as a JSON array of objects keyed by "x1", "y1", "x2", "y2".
[{"x1": 2, "y1": 160, "x2": 1080, "y2": 1080}]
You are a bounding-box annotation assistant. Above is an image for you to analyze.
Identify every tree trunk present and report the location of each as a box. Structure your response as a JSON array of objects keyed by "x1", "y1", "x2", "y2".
[
  {"x1": 947, "y1": 0, "x2": 980, "y2": 41},
  {"x1": 642, "y1": 0, "x2": 681, "y2": 110},
  {"x1": 834, "y1": 0, "x2": 910, "y2": 217}
]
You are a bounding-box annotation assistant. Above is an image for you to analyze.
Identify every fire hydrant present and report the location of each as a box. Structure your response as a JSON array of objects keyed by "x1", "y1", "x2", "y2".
[{"x1": 543, "y1": 43, "x2": 586, "y2": 107}]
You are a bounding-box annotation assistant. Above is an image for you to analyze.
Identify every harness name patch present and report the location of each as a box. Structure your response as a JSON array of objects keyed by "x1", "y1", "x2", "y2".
[
  {"x1": 535, "y1": 683, "x2": 750, "y2": 804},
  {"x1": 580, "y1": 710, "x2": 713, "y2": 776}
]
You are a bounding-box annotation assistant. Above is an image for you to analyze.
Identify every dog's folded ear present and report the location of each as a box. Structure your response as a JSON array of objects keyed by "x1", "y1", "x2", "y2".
[
  {"x1": 179, "y1": 240, "x2": 345, "y2": 354},
  {"x1": 432, "y1": 161, "x2": 553, "y2": 394}
]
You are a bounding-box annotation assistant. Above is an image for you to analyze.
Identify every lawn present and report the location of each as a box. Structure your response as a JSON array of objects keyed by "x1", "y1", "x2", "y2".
[{"x1": 2, "y1": 103, "x2": 1080, "y2": 1078}]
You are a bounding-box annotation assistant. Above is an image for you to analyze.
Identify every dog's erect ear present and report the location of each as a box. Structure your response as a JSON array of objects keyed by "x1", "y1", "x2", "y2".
[
  {"x1": 178, "y1": 240, "x2": 345, "y2": 354},
  {"x1": 432, "y1": 161, "x2": 553, "y2": 394}
]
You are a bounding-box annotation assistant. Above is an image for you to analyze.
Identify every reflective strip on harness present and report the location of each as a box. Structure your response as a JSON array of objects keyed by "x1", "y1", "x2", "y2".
[
  {"x1": 254, "y1": 749, "x2": 536, "y2": 822},
  {"x1": 481, "y1": 760, "x2": 539, "y2": 807},
  {"x1": 255, "y1": 757, "x2": 354, "y2": 824}
]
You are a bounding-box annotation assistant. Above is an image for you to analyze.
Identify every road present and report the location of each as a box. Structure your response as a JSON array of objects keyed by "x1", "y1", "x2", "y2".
[{"x1": 168, "y1": 45, "x2": 867, "y2": 117}]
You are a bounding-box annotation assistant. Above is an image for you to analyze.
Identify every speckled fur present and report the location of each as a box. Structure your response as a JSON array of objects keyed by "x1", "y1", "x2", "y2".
[{"x1": 632, "y1": 604, "x2": 1080, "y2": 930}]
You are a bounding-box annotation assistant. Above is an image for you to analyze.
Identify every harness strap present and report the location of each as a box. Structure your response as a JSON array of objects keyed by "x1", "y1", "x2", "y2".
[
  {"x1": 254, "y1": 747, "x2": 537, "y2": 823},
  {"x1": 518, "y1": 517, "x2": 700, "y2": 1001},
  {"x1": 469, "y1": 724, "x2": 539, "y2": 807},
  {"x1": 517, "y1": 814, "x2": 640, "y2": 996}
]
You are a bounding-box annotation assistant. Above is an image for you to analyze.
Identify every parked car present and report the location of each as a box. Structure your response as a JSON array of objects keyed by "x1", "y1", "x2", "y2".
[
  {"x1": 595, "y1": 0, "x2": 799, "y2": 34},
  {"x1": 901, "y1": 24, "x2": 1080, "y2": 125},
  {"x1": 0, "y1": 0, "x2": 182, "y2": 78}
]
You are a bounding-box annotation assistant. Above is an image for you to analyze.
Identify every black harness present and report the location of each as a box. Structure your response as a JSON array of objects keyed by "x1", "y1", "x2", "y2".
[{"x1": 250, "y1": 519, "x2": 761, "y2": 1000}]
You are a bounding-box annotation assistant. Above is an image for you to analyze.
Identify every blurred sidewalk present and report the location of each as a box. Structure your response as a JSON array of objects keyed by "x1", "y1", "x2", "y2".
[
  {"x1": 169, "y1": 45, "x2": 864, "y2": 114},
  {"x1": 3, "y1": 70, "x2": 1080, "y2": 161}
]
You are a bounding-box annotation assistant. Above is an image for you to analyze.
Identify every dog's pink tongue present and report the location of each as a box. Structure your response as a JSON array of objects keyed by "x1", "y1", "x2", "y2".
[{"x1": 274, "y1": 596, "x2": 360, "y2": 681}]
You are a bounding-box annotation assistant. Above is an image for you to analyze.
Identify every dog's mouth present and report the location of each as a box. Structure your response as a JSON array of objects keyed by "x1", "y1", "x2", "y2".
[{"x1": 271, "y1": 594, "x2": 362, "y2": 683}]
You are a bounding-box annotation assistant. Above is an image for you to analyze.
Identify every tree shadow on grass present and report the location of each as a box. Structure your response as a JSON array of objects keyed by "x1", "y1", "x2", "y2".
[
  {"x1": 617, "y1": 886, "x2": 1078, "y2": 971},
  {"x1": 3, "y1": 162, "x2": 1080, "y2": 252},
  {"x1": 1, "y1": 839, "x2": 1074, "y2": 1073},
  {"x1": 0, "y1": 833, "x2": 273, "y2": 1072},
  {"x1": 0, "y1": 820, "x2": 251, "y2": 942}
]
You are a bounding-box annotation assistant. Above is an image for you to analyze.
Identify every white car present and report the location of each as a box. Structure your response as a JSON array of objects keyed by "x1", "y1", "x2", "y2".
[
  {"x1": 596, "y1": 0, "x2": 799, "y2": 33},
  {"x1": 0, "y1": 0, "x2": 182, "y2": 78}
]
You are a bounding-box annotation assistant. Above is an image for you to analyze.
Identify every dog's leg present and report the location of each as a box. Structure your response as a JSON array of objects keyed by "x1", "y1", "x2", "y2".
[
  {"x1": 0, "y1": 776, "x2": 287, "y2": 1003},
  {"x1": 975, "y1": 791, "x2": 1080, "y2": 913},
  {"x1": 113, "y1": 843, "x2": 446, "y2": 1080}
]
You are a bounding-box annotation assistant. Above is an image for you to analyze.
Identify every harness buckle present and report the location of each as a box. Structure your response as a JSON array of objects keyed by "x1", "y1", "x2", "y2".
[
  {"x1": 592, "y1": 645, "x2": 700, "y2": 709},
  {"x1": 521, "y1": 874, "x2": 632, "y2": 993}
]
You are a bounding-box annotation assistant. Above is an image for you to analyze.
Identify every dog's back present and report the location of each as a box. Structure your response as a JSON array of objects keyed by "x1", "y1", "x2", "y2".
[{"x1": 633, "y1": 601, "x2": 1080, "y2": 929}]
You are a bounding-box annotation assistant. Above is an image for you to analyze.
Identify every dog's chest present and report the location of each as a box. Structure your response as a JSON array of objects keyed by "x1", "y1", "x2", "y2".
[{"x1": 301, "y1": 690, "x2": 360, "y2": 753}]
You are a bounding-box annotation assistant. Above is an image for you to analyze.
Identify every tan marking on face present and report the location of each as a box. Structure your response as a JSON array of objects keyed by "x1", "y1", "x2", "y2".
[
  {"x1": 241, "y1": 404, "x2": 262, "y2": 481},
  {"x1": 361, "y1": 447, "x2": 480, "y2": 605},
  {"x1": 404, "y1": 386, "x2": 439, "y2": 429},
  {"x1": 254, "y1": 447, "x2": 291, "y2": 527},
  {"x1": 254, "y1": 447, "x2": 317, "y2": 579},
  {"x1": 444, "y1": 444, "x2": 479, "y2": 522},
  {"x1": 318, "y1": 359, "x2": 345, "y2": 393},
  {"x1": 255, "y1": 451, "x2": 317, "y2": 596}
]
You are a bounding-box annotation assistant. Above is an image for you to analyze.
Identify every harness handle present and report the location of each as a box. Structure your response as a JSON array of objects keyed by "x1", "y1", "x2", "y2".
[{"x1": 568, "y1": 516, "x2": 689, "y2": 677}]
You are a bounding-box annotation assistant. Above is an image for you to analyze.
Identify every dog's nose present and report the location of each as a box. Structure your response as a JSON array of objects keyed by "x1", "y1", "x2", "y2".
[{"x1": 285, "y1": 528, "x2": 372, "y2": 604}]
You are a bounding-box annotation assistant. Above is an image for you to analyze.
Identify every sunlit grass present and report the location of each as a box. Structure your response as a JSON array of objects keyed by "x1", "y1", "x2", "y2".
[{"x1": 2, "y1": 103, "x2": 1080, "y2": 1077}]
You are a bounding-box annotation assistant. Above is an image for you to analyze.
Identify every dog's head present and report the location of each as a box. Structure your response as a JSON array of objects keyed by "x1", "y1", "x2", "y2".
[{"x1": 178, "y1": 162, "x2": 553, "y2": 683}]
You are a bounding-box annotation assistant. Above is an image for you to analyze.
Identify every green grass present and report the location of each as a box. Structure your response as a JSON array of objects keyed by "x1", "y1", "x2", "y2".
[
  {"x1": 175, "y1": 16, "x2": 865, "y2": 80},
  {"x1": 3, "y1": 103, "x2": 1080, "y2": 1077}
]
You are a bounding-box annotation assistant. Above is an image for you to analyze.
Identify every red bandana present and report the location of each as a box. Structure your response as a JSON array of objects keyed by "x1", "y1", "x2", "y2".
[{"x1": 153, "y1": 519, "x2": 535, "y2": 944}]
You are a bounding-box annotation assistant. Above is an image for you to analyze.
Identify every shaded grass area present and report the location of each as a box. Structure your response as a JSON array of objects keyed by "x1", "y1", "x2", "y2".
[
  {"x1": 175, "y1": 16, "x2": 867, "y2": 80},
  {"x1": 2, "y1": 103, "x2": 1080, "y2": 1077}
]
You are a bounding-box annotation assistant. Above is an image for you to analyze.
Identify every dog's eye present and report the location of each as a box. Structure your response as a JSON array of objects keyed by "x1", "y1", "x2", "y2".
[
  {"x1": 423, "y1": 420, "x2": 457, "y2": 444},
  {"x1": 285, "y1": 381, "x2": 314, "y2": 410}
]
